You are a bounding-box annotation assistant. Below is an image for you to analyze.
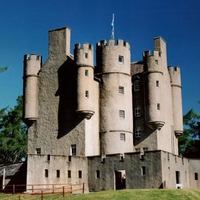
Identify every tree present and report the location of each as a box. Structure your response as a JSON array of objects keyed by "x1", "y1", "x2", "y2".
[
  {"x1": 0, "y1": 66, "x2": 8, "y2": 73},
  {"x1": 179, "y1": 109, "x2": 200, "y2": 157},
  {"x1": 0, "y1": 96, "x2": 27, "y2": 164}
]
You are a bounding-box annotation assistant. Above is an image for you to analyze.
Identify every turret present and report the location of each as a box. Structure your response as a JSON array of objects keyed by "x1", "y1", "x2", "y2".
[
  {"x1": 23, "y1": 54, "x2": 42, "y2": 125},
  {"x1": 96, "y1": 39, "x2": 133, "y2": 155},
  {"x1": 143, "y1": 37, "x2": 166, "y2": 130},
  {"x1": 74, "y1": 43, "x2": 95, "y2": 119},
  {"x1": 168, "y1": 66, "x2": 183, "y2": 137}
]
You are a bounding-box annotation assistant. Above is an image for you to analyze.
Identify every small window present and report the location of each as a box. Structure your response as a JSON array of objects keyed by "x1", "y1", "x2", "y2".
[
  {"x1": 159, "y1": 52, "x2": 162, "y2": 57},
  {"x1": 176, "y1": 171, "x2": 180, "y2": 184},
  {"x1": 119, "y1": 55, "x2": 124, "y2": 63},
  {"x1": 134, "y1": 80, "x2": 140, "y2": 92},
  {"x1": 85, "y1": 90, "x2": 89, "y2": 98},
  {"x1": 85, "y1": 53, "x2": 88, "y2": 58},
  {"x1": 71, "y1": 145, "x2": 76, "y2": 156},
  {"x1": 45, "y1": 169, "x2": 48, "y2": 178},
  {"x1": 195, "y1": 173, "x2": 198, "y2": 180},
  {"x1": 135, "y1": 107, "x2": 141, "y2": 117},
  {"x1": 119, "y1": 110, "x2": 125, "y2": 119},
  {"x1": 47, "y1": 154, "x2": 50, "y2": 161},
  {"x1": 36, "y1": 148, "x2": 41, "y2": 154},
  {"x1": 68, "y1": 170, "x2": 71, "y2": 178},
  {"x1": 155, "y1": 60, "x2": 158, "y2": 64},
  {"x1": 143, "y1": 147, "x2": 148, "y2": 152},
  {"x1": 68, "y1": 156, "x2": 72, "y2": 162},
  {"x1": 57, "y1": 170, "x2": 60, "y2": 178},
  {"x1": 85, "y1": 70, "x2": 88, "y2": 76},
  {"x1": 78, "y1": 170, "x2": 82, "y2": 179},
  {"x1": 135, "y1": 148, "x2": 140, "y2": 152},
  {"x1": 157, "y1": 103, "x2": 160, "y2": 110},
  {"x1": 135, "y1": 127, "x2": 141, "y2": 138},
  {"x1": 156, "y1": 80, "x2": 159, "y2": 87},
  {"x1": 120, "y1": 133, "x2": 126, "y2": 141},
  {"x1": 96, "y1": 170, "x2": 100, "y2": 179},
  {"x1": 141, "y1": 166, "x2": 146, "y2": 176},
  {"x1": 119, "y1": 86, "x2": 124, "y2": 94}
]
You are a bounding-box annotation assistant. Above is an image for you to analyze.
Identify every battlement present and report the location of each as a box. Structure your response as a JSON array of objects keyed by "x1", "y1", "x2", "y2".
[
  {"x1": 168, "y1": 66, "x2": 181, "y2": 73},
  {"x1": 168, "y1": 66, "x2": 181, "y2": 86},
  {"x1": 74, "y1": 43, "x2": 93, "y2": 51},
  {"x1": 97, "y1": 39, "x2": 130, "y2": 49},
  {"x1": 143, "y1": 50, "x2": 161, "y2": 58},
  {"x1": 24, "y1": 54, "x2": 42, "y2": 62}
]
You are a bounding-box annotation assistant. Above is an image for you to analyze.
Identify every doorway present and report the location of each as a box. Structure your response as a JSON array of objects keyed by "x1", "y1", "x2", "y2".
[{"x1": 115, "y1": 170, "x2": 126, "y2": 190}]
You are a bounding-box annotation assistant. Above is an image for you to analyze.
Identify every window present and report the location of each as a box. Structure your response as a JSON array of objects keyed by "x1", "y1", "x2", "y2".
[
  {"x1": 143, "y1": 147, "x2": 148, "y2": 152},
  {"x1": 119, "y1": 55, "x2": 124, "y2": 63},
  {"x1": 141, "y1": 166, "x2": 146, "y2": 176},
  {"x1": 176, "y1": 171, "x2": 180, "y2": 184},
  {"x1": 135, "y1": 148, "x2": 140, "y2": 152},
  {"x1": 120, "y1": 133, "x2": 126, "y2": 141},
  {"x1": 78, "y1": 170, "x2": 82, "y2": 178},
  {"x1": 155, "y1": 59, "x2": 158, "y2": 64},
  {"x1": 85, "y1": 90, "x2": 89, "y2": 98},
  {"x1": 134, "y1": 80, "x2": 140, "y2": 91},
  {"x1": 47, "y1": 154, "x2": 50, "y2": 161},
  {"x1": 157, "y1": 103, "x2": 160, "y2": 110},
  {"x1": 119, "y1": 86, "x2": 124, "y2": 94},
  {"x1": 45, "y1": 169, "x2": 48, "y2": 178},
  {"x1": 119, "y1": 110, "x2": 125, "y2": 119},
  {"x1": 36, "y1": 148, "x2": 41, "y2": 154},
  {"x1": 85, "y1": 70, "x2": 88, "y2": 76},
  {"x1": 71, "y1": 145, "x2": 76, "y2": 156},
  {"x1": 135, "y1": 127, "x2": 141, "y2": 138},
  {"x1": 135, "y1": 107, "x2": 141, "y2": 117},
  {"x1": 96, "y1": 170, "x2": 100, "y2": 179},
  {"x1": 156, "y1": 80, "x2": 159, "y2": 87},
  {"x1": 85, "y1": 53, "x2": 88, "y2": 58},
  {"x1": 57, "y1": 170, "x2": 60, "y2": 178},
  {"x1": 195, "y1": 173, "x2": 198, "y2": 180},
  {"x1": 68, "y1": 170, "x2": 71, "y2": 178}
]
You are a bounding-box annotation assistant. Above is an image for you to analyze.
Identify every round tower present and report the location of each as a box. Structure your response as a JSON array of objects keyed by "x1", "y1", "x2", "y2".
[
  {"x1": 23, "y1": 54, "x2": 42, "y2": 124},
  {"x1": 143, "y1": 50, "x2": 165, "y2": 130},
  {"x1": 96, "y1": 39, "x2": 133, "y2": 155},
  {"x1": 74, "y1": 43, "x2": 95, "y2": 119},
  {"x1": 168, "y1": 66, "x2": 183, "y2": 137}
]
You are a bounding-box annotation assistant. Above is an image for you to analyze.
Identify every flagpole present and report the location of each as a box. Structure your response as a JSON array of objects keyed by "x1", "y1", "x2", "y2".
[{"x1": 111, "y1": 13, "x2": 114, "y2": 39}]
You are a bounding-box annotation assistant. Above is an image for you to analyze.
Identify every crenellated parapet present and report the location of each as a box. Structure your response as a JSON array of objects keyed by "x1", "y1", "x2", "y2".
[
  {"x1": 143, "y1": 50, "x2": 163, "y2": 74},
  {"x1": 74, "y1": 43, "x2": 94, "y2": 67},
  {"x1": 24, "y1": 54, "x2": 42, "y2": 76},
  {"x1": 23, "y1": 54, "x2": 42, "y2": 125},
  {"x1": 96, "y1": 39, "x2": 130, "y2": 75},
  {"x1": 97, "y1": 39, "x2": 130, "y2": 49},
  {"x1": 168, "y1": 66, "x2": 181, "y2": 88}
]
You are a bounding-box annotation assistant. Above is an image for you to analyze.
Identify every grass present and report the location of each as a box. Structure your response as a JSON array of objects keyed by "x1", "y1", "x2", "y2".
[{"x1": 0, "y1": 189, "x2": 200, "y2": 200}]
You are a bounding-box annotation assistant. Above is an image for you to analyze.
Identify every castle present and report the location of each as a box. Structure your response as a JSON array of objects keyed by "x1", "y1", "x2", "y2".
[{"x1": 23, "y1": 27, "x2": 200, "y2": 191}]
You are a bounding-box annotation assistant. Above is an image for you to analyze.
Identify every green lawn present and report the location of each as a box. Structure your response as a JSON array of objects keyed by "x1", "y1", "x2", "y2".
[{"x1": 0, "y1": 189, "x2": 200, "y2": 200}]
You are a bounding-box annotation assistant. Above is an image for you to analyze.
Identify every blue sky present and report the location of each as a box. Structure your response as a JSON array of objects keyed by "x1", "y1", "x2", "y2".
[{"x1": 0, "y1": 0, "x2": 199, "y2": 114}]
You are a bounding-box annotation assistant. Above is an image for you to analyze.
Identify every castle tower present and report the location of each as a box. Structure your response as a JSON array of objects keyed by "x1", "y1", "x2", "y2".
[
  {"x1": 23, "y1": 54, "x2": 42, "y2": 125},
  {"x1": 168, "y1": 66, "x2": 183, "y2": 137},
  {"x1": 96, "y1": 39, "x2": 133, "y2": 155},
  {"x1": 143, "y1": 37, "x2": 166, "y2": 130},
  {"x1": 74, "y1": 43, "x2": 95, "y2": 119}
]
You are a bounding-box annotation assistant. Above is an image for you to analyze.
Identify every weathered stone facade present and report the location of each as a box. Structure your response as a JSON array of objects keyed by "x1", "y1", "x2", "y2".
[{"x1": 23, "y1": 27, "x2": 200, "y2": 191}]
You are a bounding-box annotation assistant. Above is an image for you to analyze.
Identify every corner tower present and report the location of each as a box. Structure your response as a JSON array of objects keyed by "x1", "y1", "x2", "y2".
[
  {"x1": 168, "y1": 66, "x2": 183, "y2": 137},
  {"x1": 96, "y1": 39, "x2": 133, "y2": 155},
  {"x1": 74, "y1": 43, "x2": 95, "y2": 119},
  {"x1": 23, "y1": 54, "x2": 42, "y2": 125}
]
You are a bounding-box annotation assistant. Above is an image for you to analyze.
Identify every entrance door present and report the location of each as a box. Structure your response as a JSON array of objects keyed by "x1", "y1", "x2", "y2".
[{"x1": 115, "y1": 170, "x2": 126, "y2": 190}]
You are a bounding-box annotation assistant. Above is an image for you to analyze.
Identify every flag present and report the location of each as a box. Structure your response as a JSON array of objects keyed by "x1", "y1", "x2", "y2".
[{"x1": 111, "y1": 13, "x2": 114, "y2": 39}]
